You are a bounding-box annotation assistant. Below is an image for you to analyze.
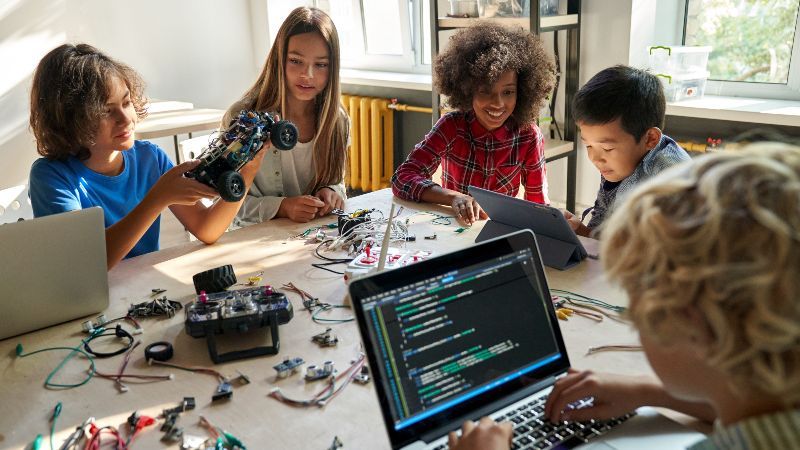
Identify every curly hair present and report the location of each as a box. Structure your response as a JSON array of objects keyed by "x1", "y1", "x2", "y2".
[
  {"x1": 600, "y1": 142, "x2": 800, "y2": 405},
  {"x1": 434, "y1": 23, "x2": 555, "y2": 125},
  {"x1": 30, "y1": 43, "x2": 148, "y2": 161}
]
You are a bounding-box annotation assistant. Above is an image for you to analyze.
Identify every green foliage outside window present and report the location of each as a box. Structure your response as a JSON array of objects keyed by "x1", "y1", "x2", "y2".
[{"x1": 685, "y1": 0, "x2": 800, "y2": 83}]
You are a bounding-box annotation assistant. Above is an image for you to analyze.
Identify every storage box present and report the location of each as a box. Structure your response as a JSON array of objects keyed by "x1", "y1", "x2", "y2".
[
  {"x1": 648, "y1": 45, "x2": 712, "y2": 77},
  {"x1": 449, "y1": 0, "x2": 478, "y2": 17},
  {"x1": 657, "y1": 72, "x2": 709, "y2": 102}
]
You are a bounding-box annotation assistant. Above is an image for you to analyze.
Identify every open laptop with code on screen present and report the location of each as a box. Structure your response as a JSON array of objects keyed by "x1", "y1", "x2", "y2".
[{"x1": 349, "y1": 230, "x2": 704, "y2": 450}]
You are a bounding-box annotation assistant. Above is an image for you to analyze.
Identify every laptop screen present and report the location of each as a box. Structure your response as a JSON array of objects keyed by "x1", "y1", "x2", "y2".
[{"x1": 350, "y1": 230, "x2": 570, "y2": 447}]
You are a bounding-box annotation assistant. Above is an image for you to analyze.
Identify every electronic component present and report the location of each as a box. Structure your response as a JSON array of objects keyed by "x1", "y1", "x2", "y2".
[
  {"x1": 311, "y1": 328, "x2": 338, "y2": 347},
  {"x1": 161, "y1": 426, "x2": 184, "y2": 443},
  {"x1": 129, "y1": 296, "x2": 182, "y2": 318},
  {"x1": 192, "y1": 264, "x2": 237, "y2": 294},
  {"x1": 329, "y1": 436, "x2": 343, "y2": 450},
  {"x1": 305, "y1": 361, "x2": 335, "y2": 382},
  {"x1": 212, "y1": 381, "x2": 233, "y2": 401},
  {"x1": 273, "y1": 357, "x2": 305, "y2": 378},
  {"x1": 234, "y1": 370, "x2": 251, "y2": 385},
  {"x1": 354, "y1": 365, "x2": 370, "y2": 384},
  {"x1": 185, "y1": 110, "x2": 298, "y2": 202},
  {"x1": 161, "y1": 412, "x2": 179, "y2": 432},
  {"x1": 82, "y1": 324, "x2": 134, "y2": 358},
  {"x1": 343, "y1": 246, "x2": 432, "y2": 282},
  {"x1": 184, "y1": 285, "x2": 294, "y2": 363},
  {"x1": 145, "y1": 341, "x2": 174, "y2": 362}
]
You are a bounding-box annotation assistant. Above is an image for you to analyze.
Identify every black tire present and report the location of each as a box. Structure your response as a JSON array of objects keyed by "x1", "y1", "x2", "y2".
[
  {"x1": 193, "y1": 264, "x2": 237, "y2": 294},
  {"x1": 270, "y1": 121, "x2": 298, "y2": 150},
  {"x1": 217, "y1": 171, "x2": 245, "y2": 202}
]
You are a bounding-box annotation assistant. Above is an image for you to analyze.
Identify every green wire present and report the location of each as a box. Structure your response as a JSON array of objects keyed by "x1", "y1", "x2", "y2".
[
  {"x1": 16, "y1": 331, "x2": 100, "y2": 389},
  {"x1": 550, "y1": 289, "x2": 627, "y2": 313},
  {"x1": 50, "y1": 402, "x2": 61, "y2": 450},
  {"x1": 311, "y1": 304, "x2": 354, "y2": 323}
]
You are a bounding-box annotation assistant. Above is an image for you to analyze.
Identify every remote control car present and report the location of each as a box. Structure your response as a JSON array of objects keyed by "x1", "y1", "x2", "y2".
[{"x1": 185, "y1": 110, "x2": 298, "y2": 202}]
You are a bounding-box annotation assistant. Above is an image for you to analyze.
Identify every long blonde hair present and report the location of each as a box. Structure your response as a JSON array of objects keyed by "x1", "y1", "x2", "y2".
[
  {"x1": 236, "y1": 6, "x2": 347, "y2": 193},
  {"x1": 601, "y1": 142, "x2": 800, "y2": 405}
]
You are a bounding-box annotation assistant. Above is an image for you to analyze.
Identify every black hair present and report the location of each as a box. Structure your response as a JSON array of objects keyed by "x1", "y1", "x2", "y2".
[{"x1": 572, "y1": 65, "x2": 665, "y2": 142}]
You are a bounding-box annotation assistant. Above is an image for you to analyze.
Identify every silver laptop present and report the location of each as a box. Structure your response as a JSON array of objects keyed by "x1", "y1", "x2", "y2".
[
  {"x1": 0, "y1": 207, "x2": 109, "y2": 340},
  {"x1": 349, "y1": 230, "x2": 704, "y2": 449}
]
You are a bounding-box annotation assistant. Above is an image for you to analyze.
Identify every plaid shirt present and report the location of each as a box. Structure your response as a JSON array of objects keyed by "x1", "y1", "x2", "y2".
[{"x1": 391, "y1": 111, "x2": 549, "y2": 204}]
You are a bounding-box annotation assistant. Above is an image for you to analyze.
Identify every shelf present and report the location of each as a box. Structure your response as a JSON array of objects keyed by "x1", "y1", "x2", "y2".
[
  {"x1": 544, "y1": 139, "x2": 574, "y2": 161},
  {"x1": 665, "y1": 95, "x2": 800, "y2": 127},
  {"x1": 437, "y1": 14, "x2": 578, "y2": 29}
]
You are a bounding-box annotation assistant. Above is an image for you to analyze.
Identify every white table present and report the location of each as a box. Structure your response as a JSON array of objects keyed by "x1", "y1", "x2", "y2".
[
  {"x1": 0, "y1": 190, "x2": 654, "y2": 449},
  {"x1": 136, "y1": 109, "x2": 225, "y2": 163}
]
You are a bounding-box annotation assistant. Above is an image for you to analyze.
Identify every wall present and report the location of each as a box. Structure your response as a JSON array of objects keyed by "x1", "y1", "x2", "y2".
[{"x1": 0, "y1": 0, "x2": 259, "y2": 222}]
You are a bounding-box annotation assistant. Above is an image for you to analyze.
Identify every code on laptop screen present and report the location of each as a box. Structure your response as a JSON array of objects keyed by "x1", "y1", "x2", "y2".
[{"x1": 360, "y1": 247, "x2": 562, "y2": 431}]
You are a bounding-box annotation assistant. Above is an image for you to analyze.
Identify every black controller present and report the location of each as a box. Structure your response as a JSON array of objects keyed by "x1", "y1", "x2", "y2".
[{"x1": 184, "y1": 286, "x2": 293, "y2": 363}]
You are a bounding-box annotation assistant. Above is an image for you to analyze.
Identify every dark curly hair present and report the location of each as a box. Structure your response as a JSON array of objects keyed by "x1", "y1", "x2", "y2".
[
  {"x1": 30, "y1": 43, "x2": 148, "y2": 161},
  {"x1": 434, "y1": 23, "x2": 555, "y2": 125}
]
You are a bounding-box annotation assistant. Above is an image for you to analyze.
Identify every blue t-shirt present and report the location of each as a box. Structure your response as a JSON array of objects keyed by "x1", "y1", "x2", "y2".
[{"x1": 29, "y1": 140, "x2": 174, "y2": 259}]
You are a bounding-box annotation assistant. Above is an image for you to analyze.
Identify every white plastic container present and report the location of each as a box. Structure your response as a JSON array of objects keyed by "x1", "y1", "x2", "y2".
[
  {"x1": 449, "y1": 0, "x2": 478, "y2": 17},
  {"x1": 657, "y1": 72, "x2": 709, "y2": 102},
  {"x1": 648, "y1": 45, "x2": 712, "y2": 76}
]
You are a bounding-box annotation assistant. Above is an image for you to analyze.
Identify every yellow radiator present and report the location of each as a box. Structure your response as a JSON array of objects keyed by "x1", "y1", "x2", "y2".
[{"x1": 342, "y1": 95, "x2": 394, "y2": 192}]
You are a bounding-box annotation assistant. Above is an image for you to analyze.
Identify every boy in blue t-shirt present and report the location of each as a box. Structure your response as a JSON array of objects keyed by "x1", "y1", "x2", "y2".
[
  {"x1": 563, "y1": 65, "x2": 690, "y2": 237},
  {"x1": 28, "y1": 43, "x2": 264, "y2": 269}
]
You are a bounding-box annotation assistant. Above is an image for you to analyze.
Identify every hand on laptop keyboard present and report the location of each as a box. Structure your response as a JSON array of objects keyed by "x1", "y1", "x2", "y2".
[
  {"x1": 544, "y1": 369, "x2": 652, "y2": 423},
  {"x1": 446, "y1": 417, "x2": 513, "y2": 450}
]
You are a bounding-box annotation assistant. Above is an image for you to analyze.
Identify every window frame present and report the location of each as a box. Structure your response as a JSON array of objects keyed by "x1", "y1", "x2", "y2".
[
  {"x1": 679, "y1": 0, "x2": 800, "y2": 101},
  {"x1": 267, "y1": 0, "x2": 431, "y2": 74}
]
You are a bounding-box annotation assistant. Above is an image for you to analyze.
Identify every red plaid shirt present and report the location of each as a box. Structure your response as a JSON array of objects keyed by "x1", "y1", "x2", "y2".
[{"x1": 392, "y1": 111, "x2": 549, "y2": 204}]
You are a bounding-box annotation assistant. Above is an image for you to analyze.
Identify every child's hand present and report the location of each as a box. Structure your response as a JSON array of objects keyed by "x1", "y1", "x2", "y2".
[
  {"x1": 561, "y1": 209, "x2": 590, "y2": 237},
  {"x1": 448, "y1": 417, "x2": 512, "y2": 450},
  {"x1": 278, "y1": 195, "x2": 325, "y2": 222},
  {"x1": 152, "y1": 160, "x2": 219, "y2": 206},
  {"x1": 544, "y1": 369, "x2": 650, "y2": 423},
  {"x1": 314, "y1": 187, "x2": 344, "y2": 217},
  {"x1": 451, "y1": 194, "x2": 487, "y2": 225},
  {"x1": 239, "y1": 143, "x2": 268, "y2": 180}
]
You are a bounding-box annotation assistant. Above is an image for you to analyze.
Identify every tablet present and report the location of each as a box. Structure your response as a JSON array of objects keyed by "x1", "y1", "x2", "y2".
[{"x1": 468, "y1": 186, "x2": 587, "y2": 270}]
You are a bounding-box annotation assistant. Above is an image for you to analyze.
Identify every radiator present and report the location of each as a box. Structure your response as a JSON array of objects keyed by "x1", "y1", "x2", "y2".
[{"x1": 341, "y1": 95, "x2": 394, "y2": 192}]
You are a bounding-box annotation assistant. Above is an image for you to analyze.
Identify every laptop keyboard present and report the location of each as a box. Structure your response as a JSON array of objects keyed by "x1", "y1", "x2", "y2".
[{"x1": 431, "y1": 395, "x2": 635, "y2": 450}]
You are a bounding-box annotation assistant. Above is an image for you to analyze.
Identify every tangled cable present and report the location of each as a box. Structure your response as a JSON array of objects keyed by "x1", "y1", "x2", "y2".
[
  {"x1": 282, "y1": 282, "x2": 353, "y2": 324},
  {"x1": 269, "y1": 354, "x2": 366, "y2": 407}
]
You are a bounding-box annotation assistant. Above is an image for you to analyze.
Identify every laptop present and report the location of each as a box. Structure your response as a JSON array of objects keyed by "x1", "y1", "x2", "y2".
[
  {"x1": 0, "y1": 207, "x2": 109, "y2": 340},
  {"x1": 349, "y1": 230, "x2": 704, "y2": 450},
  {"x1": 469, "y1": 186, "x2": 587, "y2": 270}
]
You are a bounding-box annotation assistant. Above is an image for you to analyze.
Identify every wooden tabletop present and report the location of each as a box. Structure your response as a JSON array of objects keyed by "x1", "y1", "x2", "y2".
[
  {"x1": 0, "y1": 189, "x2": 648, "y2": 450},
  {"x1": 136, "y1": 109, "x2": 225, "y2": 140}
]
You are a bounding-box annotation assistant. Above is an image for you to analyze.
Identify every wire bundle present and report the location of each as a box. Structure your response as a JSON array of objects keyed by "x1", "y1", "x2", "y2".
[
  {"x1": 282, "y1": 282, "x2": 353, "y2": 324},
  {"x1": 93, "y1": 341, "x2": 173, "y2": 392},
  {"x1": 198, "y1": 416, "x2": 247, "y2": 449},
  {"x1": 269, "y1": 354, "x2": 366, "y2": 408},
  {"x1": 550, "y1": 289, "x2": 627, "y2": 323}
]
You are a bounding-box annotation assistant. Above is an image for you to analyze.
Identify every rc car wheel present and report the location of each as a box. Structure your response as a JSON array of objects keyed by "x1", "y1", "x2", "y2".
[
  {"x1": 192, "y1": 264, "x2": 237, "y2": 294},
  {"x1": 271, "y1": 121, "x2": 299, "y2": 150},
  {"x1": 218, "y1": 171, "x2": 246, "y2": 202}
]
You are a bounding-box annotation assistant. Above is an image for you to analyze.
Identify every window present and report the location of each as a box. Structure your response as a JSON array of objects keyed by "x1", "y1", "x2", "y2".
[
  {"x1": 682, "y1": 0, "x2": 800, "y2": 99},
  {"x1": 267, "y1": 0, "x2": 431, "y2": 73}
]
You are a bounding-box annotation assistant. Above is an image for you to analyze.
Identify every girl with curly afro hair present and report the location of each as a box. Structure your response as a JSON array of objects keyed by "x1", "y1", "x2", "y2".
[{"x1": 392, "y1": 23, "x2": 555, "y2": 224}]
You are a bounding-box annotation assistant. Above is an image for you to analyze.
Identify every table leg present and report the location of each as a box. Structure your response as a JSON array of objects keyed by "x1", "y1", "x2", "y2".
[{"x1": 173, "y1": 135, "x2": 180, "y2": 164}]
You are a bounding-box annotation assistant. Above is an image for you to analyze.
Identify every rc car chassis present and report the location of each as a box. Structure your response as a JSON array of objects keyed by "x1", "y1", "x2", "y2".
[{"x1": 185, "y1": 110, "x2": 298, "y2": 202}]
